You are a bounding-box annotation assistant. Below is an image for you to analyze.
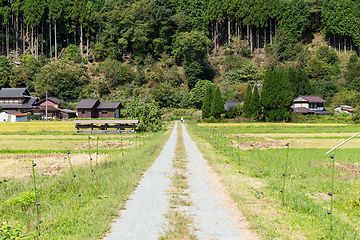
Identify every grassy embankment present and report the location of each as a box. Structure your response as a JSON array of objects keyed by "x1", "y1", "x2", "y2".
[
  {"x1": 188, "y1": 122, "x2": 360, "y2": 239},
  {"x1": 0, "y1": 121, "x2": 173, "y2": 239}
]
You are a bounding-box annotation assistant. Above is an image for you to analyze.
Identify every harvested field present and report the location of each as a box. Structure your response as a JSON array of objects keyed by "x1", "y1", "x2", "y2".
[{"x1": 0, "y1": 153, "x2": 107, "y2": 180}]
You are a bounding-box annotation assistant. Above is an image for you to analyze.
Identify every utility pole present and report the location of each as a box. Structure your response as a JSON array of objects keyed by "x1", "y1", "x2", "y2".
[{"x1": 46, "y1": 91, "x2": 48, "y2": 122}]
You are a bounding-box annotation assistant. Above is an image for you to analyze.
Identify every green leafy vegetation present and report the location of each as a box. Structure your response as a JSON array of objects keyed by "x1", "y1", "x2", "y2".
[
  {"x1": 0, "y1": 0, "x2": 359, "y2": 124},
  {"x1": 122, "y1": 97, "x2": 165, "y2": 132}
]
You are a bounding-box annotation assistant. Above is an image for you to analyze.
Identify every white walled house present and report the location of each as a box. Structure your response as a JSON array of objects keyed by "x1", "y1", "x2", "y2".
[
  {"x1": 0, "y1": 111, "x2": 28, "y2": 122},
  {"x1": 334, "y1": 105, "x2": 355, "y2": 114},
  {"x1": 292, "y1": 95, "x2": 331, "y2": 115}
]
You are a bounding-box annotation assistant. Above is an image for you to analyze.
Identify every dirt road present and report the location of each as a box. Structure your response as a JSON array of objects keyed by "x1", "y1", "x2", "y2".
[{"x1": 105, "y1": 122, "x2": 258, "y2": 239}]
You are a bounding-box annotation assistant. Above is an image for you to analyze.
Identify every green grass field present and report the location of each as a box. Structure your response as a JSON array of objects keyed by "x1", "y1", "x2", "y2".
[
  {"x1": 189, "y1": 122, "x2": 360, "y2": 239},
  {"x1": 0, "y1": 121, "x2": 75, "y2": 134},
  {"x1": 0, "y1": 121, "x2": 172, "y2": 239}
]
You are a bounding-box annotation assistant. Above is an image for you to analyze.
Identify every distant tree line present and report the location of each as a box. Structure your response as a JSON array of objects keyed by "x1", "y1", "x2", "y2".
[{"x1": 0, "y1": 0, "x2": 359, "y2": 63}]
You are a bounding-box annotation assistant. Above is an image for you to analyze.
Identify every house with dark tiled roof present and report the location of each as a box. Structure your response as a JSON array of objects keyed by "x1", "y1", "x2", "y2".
[
  {"x1": 75, "y1": 99, "x2": 122, "y2": 118},
  {"x1": 292, "y1": 95, "x2": 331, "y2": 115},
  {"x1": 0, "y1": 88, "x2": 40, "y2": 114},
  {"x1": 97, "y1": 102, "x2": 122, "y2": 118},
  {"x1": 38, "y1": 97, "x2": 77, "y2": 119}
]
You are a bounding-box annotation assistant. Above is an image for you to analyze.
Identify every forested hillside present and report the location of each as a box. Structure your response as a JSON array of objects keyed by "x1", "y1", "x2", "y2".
[{"x1": 0, "y1": 0, "x2": 359, "y2": 119}]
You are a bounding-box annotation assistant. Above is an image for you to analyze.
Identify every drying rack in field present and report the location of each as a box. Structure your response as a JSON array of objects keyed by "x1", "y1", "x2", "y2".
[{"x1": 73, "y1": 120, "x2": 139, "y2": 134}]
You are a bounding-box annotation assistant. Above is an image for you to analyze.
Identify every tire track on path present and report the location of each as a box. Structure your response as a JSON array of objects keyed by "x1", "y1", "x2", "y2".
[
  {"x1": 182, "y1": 123, "x2": 259, "y2": 240},
  {"x1": 104, "y1": 122, "x2": 177, "y2": 240}
]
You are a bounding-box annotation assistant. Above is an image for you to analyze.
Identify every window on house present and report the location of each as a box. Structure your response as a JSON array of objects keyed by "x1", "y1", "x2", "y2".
[
  {"x1": 102, "y1": 111, "x2": 108, "y2": 114},
  {"x1": 81, "y1": 111, "x2": 87, "y2": 114}
]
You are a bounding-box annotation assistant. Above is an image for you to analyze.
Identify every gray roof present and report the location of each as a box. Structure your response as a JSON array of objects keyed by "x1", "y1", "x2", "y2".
[
  {"x1": 4, "y1": 110, "x2": 20, "y2": 114},
  {"x1": 75, "y1": 99, "x2": 100, "y2": 109},
  {"x1": 73, "y1": 120, "x2": 139, "y2": 124},
  {"x1": 39, "y1": 97, "x2": 63, "y2": 104},
  {"x1": 0, "y1": 96, "x2": 38, "y2": 109},
  {"x1": 97, "y1": 102, "x2": 122, "y2": 109},
  {"x1": 0, "y1": 88, "x2": 29, "y2": 98},
  {"x1": 224, "y1": 101, "x2": 243, "y2": 110},
  {"x1": 60, "y1": 109, "x2": 77, "y2": 113}
]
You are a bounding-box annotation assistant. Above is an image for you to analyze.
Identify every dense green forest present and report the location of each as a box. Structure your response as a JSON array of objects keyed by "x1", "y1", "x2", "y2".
[{"x1": 0, "y1": 0, "x2": 359, "y2": 120}]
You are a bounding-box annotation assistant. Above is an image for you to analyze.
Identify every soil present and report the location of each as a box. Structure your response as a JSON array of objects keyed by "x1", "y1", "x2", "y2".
[
  {"x1": 227, "y1": 133, "x2": 360, "y2": 150},
  {"x1": 76, "y1": 140, "x2": 134, "y2": 150},
  {"x1": 0, "y1": 153, "x2": 107, "y2": 180}
]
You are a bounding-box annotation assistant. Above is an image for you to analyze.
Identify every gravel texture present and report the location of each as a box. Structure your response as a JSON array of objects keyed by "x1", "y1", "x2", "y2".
[
  {"x1": 182, "y1": 123, "x2": 258, "y2": 240},
  {"x1": 104, "y1": 122, "x2": 177, "y2": 240},
  {"x1": 104, "y1": 122, "x2": 258, "y2": 240}
]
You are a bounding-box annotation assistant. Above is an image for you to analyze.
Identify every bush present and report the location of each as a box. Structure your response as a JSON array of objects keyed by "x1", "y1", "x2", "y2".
[
  {"x1": 316, "y1": 45, "x2": 338, "y2": 65},
  {"x1": 27, "y1": 115, "x2": 42, "y2": 120},
  {"x1": 201, "y1": 116, "x2": 218, "y2": 123},
  {"x1": 3, "y1": 191, "x2": 35, "y2": 211},
  {"x1": 122, "y1": 97, "x2": 164, "y2": 132},
  {"x1": 0, "y1": 222, "x2": 35, "y2": 239},
  {"x1": 225, "y1": 104, "x2": 242, "y2": 118},
  {"x1": 239, "y1": 45, "x2": 251, "y2": 57},
  {"x1": 64, "y1": 44, "x2": 82, "y2": 63}
]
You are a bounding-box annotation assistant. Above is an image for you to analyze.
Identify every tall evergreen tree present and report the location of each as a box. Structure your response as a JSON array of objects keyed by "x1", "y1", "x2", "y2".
[
  {"x1": 201, "y1": 85, "x2": 213, "y2": 119},
  {"x1": 288, "y1": 66, "x2": 312, "y2": 98},
  {"x1": 210, "y1": 86, "x2": 224, "y2": 119},
  {"x1": 243, "y1": 83, "x2": 252, "y2": 117},
  {"x1": 251, "y1": 84, "x2": 261, "y2": 120},
  {"x1": 261, "y1": 67, "x2": 293, "y2": 122},
  {"x1": 296, "y1": 67, "x2": 312, "y2": 96}
]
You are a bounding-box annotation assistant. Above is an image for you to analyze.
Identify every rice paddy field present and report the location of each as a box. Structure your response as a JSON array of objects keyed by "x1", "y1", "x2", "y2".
[
  {"x1": 0, "y1": 121, "x2": 149, "y2": 180},
  {"x1": 0, "y1": 120, "x2": 169, "y2": 239},
  {"x1": 189, "y1": 122, "x2": 360, "y2": 239}
]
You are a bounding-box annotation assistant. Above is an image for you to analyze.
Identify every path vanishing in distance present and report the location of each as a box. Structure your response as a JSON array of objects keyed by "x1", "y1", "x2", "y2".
[{"x1": 105, "y1": 122, "x2": 259, "y2": 240}]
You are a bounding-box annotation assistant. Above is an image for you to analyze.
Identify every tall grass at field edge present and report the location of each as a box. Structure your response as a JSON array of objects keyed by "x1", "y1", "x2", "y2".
[{"x1": 0, "y1": 124, "x2": 173, "y2": 239}]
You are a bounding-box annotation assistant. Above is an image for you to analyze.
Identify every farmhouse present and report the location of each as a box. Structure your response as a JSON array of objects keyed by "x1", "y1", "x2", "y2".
[
  {"x1": 292, "y1": 95, "x2": 331, "y2": 115},
  {"x1": 75, "y1": 99, "x2": 122, "y2": 118},
  {"x1": 0, "y1": 88, "x2": 40, "y2": 114},
  {"x1": 39, "y1": 97, "x2": 77, "y2": 119},
  {"x1": 334, "y1": 105, "x2": 355, "y2": 114}
]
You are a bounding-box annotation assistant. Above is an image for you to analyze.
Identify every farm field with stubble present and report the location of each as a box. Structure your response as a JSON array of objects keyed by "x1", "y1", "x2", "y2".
[
  {"x1": 0, "y1": 121, "x2": 172, "y2": 239},
  {"x1": 189, "y1": 122, "x2": 360, "y2": 239}
]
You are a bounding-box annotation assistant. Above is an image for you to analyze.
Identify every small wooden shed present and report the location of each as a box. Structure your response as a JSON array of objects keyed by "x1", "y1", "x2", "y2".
[{"x1": 73, "y1": 120, "x2": 139, "y2": 134}]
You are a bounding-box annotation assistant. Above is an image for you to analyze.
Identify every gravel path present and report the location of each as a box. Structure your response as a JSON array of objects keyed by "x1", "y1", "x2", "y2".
[
  {"x1": 104, "y1": 122, "x2": 258, "y2": 240},
  {"x1": 182, "y1": 123, "x2": 259, "y2": 240},
  {"x1": 104, "y1": 122, "x2": 177, "y2": 240}
]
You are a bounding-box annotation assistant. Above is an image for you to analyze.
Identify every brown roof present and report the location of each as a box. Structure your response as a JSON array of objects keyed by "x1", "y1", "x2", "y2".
[
  {"x1": 75, "y1": 99, "x2": 100, "y2": 109},
  {"x1": 39, "y1": 97, "x2": 63, "y2": 104},
  {"x1": 97, "y1": 102, "x2": 122, "y2": 109},
  {"x1": 294, "y1": 95, "x2": 327, "y2": 103},
  {"x1": 73, "y1": 120, "x2": 139, "y2": 124},
  {"x1": 42, "y1": 106, "x2": 59, "y2": 111},
  {"x1": 292, "y1": 107, "x2": 314, "y2": 114}
]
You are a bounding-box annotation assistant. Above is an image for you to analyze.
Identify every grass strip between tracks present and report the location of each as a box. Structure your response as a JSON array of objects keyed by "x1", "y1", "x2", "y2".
[{"x1": 161, "y1": 123, "x2": 196, "y2": 240}]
